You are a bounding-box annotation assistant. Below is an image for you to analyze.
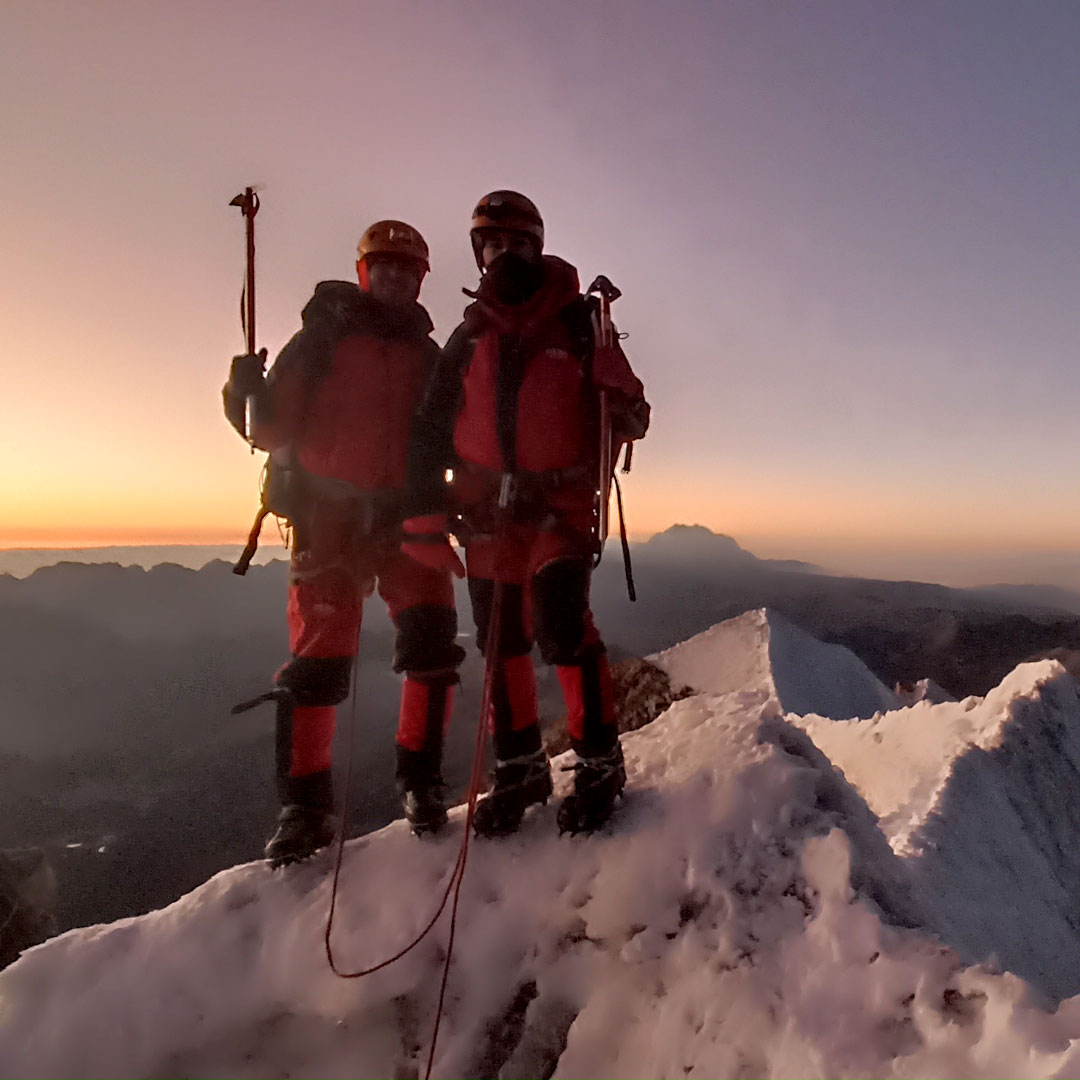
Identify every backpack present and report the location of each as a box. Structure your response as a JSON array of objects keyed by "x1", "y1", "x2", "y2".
[
  {"x1": 232, "y1": 283, "x2": 439, "y2": 574},
  {"x1": 233, "y1": 435, "x2": 312, "y2": 576},
  {"x1": 232, "y1": 288, "x2": 350, "y2": 575}
]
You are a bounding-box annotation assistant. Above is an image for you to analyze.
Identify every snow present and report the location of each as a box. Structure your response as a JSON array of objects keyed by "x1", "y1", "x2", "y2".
[
  {"x1": 6, "y1": 611, "x2": 1080, "y2": 1077},
  {"x1": 795, "y1": 660, "x2": 1080, "y2": 1000},
  {"x1": 651, "y1": 607, "x2": 898, "y2": 719}
]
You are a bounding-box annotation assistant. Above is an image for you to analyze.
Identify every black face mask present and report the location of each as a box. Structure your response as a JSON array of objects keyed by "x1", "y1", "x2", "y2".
[{"x1": 485, "y1": 251, "x2": 544, "y2": 305}]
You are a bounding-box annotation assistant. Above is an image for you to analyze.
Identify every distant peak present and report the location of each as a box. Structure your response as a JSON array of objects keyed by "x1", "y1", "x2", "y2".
[
  {"x1": 643, "y1": 525, "x2": 755, "y2": 562},
  {"x1": 650, "y1": 608, "x2": 897, "y2": 721},
  {"x1": 650, "y1": 523, "x2": 738, "y2": 543}
]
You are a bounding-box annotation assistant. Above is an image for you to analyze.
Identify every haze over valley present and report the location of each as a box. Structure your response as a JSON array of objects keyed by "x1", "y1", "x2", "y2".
[{"x1": 6, "y1": 527, "x2": 1080, "y2": 934}]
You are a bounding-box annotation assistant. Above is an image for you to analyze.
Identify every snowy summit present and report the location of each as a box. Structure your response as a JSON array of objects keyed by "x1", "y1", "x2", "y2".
[
  {"x1": 5, "y1": 609, "x2": 1080, "y2": 1077},
  {"x1": 652, "y1": 607, "x2": 899, "y2": 720}
]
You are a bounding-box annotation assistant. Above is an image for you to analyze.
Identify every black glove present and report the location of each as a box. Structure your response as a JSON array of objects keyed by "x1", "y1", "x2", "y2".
[
  {"x1": 610, "y1": 393, "x2": 651, "y2": 442},
  {"x1": 228, "y1": 348, "x2": 267, "y2": 397}
]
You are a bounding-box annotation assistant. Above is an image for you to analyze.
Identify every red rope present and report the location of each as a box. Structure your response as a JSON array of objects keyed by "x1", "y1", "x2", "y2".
[
  {"x1": 424, "y1": 576, "x2": 503, "y2": 1078},
  {"x1": 323, "y1": 572, "x2": 506, "y2": 1080}
]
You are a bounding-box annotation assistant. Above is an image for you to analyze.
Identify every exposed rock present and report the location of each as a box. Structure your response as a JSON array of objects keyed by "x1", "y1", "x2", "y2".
[
  {"x1": 894, "y1": 678, "x2": 956, "y2": 706},
  {"x1": 542, "y1": 657, "x2": 691, "y2": 755},
  {"x1": 0, "y1": 848, "x2": 57, "y2": 970}
]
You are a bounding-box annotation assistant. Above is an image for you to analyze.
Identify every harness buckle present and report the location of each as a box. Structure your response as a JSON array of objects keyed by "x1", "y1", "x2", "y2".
[{"x1": 498, "y1": 472, "x2": 516, "y2": 510}]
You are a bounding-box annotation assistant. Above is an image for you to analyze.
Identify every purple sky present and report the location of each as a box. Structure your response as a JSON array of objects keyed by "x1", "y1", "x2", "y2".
[{"x1": 4, "y1": 1, "x2": 1080, "y2": 585}]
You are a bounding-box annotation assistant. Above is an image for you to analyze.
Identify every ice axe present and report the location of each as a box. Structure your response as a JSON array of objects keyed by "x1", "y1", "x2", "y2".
[
  {"x1": 229, "y1": 186, "x2": 261, "y2": 452},
  {"x1": 585, "y1": 275, "x2": 635, "y2": 477},
  {"x1": 585, "y1": 274, "x2": 622, "y2": 558},
  {"x1": 586, "y1": 274, "x2": 621, "y2": 339},
  {"x1": 585, "y1": 274, "x2": 637, "y2": 601}
]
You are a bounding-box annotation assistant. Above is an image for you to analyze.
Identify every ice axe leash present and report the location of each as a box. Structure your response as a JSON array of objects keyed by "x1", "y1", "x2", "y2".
[
  {"x1": 585, "y1": 275, "x2": 636, "y2": 601},
  {"x1": 229, "y1": 186, "x2": 260, "y2": 453},
  {"x1": 612, "y1": 474, "x2": 636, "y2": 602},
  {"x1": 323, "y1": 492, "x2": 513, "y2": 1080}
]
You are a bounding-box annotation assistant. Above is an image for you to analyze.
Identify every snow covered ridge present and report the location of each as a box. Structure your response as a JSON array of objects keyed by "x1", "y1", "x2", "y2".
[
  {"x1": 651, "y1": 607, "x2": 899, "y2": 719},
  {"x1": 7, "y1": 614, "x2": 1080, "y2": 1077},
  {"x1": 795, "y1": 658, "x2": 1080, "y2": 1002}
]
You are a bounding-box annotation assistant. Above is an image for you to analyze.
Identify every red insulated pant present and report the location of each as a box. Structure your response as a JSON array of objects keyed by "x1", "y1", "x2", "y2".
[
  {"x1": 273, "y1": 509, "x2": 462, "y2": 790},
  {"x1": 463, "y1": 515, "x2": 617, "y2": 761}
]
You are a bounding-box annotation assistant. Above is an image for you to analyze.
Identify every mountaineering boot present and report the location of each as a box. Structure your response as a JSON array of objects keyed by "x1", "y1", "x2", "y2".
[
  {"x1": 556, "y1": 742, "x2": 626, "y2": 835},
  {"x1": 266, "y1": 767, "x2": 337, "y2": 867},
  {"x1": 400, "y1": 782, "x2": 449, "y2": 836},
  {"x1": 396, "y1": 746, "x2": 449, "y2": 837},
  {"x1": 473, "y1": 749, "x2": 554, "y2": 838},
  {"x1": 264, "y1": 804, "x2": 339, "y2": 868}
]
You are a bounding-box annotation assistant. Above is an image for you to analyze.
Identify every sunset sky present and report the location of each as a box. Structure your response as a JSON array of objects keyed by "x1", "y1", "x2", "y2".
[{"x1": 4, "y1": 1, "x2": 1080, "y2": 583}]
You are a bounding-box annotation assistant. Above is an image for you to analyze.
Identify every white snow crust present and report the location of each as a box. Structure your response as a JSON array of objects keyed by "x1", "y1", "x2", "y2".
[
  {"x1": 652, "y1": 607, "x2": 899, "y2": 719},
  {"x1": 795, "y1": 660, "x2": 1080, "y2": 1000},
  {"x1": 6, "y1": 611, "x2": 1080, "y2": 1078}
]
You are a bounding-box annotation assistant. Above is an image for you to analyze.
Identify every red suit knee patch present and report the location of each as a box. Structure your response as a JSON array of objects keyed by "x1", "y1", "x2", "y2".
[
  {"x1": 496, "y1": 654, "x2": 539, "y2": 733},
  {"x1": 397, "y1": 678, "x2": 455, "y2": 753},
  {"x1": 290, "y1": 704, "x2": 337, "y2": 777},
  {"x1": 557, "y1": 650, "x2": 615, "y2": 744}
]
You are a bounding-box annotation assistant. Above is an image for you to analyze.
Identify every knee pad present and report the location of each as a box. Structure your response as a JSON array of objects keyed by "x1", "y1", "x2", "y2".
[
  {"x1": 533, "y1": 558, "x2": 592, "y2": 665},
  {"x1": 393, "y1": 604, "x2": 467, "y2": 675},
  {"x1": 275, "y1": 655, "x2": 353, "y2": 706},
  {"x1": 468, "y1": 579, "x2": 531, "y2": 657}
]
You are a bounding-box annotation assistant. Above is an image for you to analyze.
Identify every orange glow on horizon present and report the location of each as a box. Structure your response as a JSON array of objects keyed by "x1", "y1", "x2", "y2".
[{"x1": 7, "y1": 467, "x2": 1080, "y2": 555}]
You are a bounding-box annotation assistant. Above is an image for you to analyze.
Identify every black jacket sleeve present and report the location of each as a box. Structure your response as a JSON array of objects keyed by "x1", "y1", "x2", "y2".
[{"x1": 221, "y1": 282, "x2": 352, "y2": 441}]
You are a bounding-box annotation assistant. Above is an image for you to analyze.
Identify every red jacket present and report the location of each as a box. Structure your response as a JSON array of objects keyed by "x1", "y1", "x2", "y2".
[
  {"x1": 407, "y1": 256, "x2": 648, "y2": 515},
  {"x1": 225, "y1": 281, "x2": 439, "y2": 495}
]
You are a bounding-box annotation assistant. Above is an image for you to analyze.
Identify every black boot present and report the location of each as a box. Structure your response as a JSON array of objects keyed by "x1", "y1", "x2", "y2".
[
  {"x1": 265, "y1": 804, "x2": 338, "y2": 868},
  {"x1": 266, "y1": 769, "x2": 337, "y2": 868},
  {"x1": 556, "y1": 743, "x2": 626, "y2": 835},
  {"x1": 396, "y1": 746, "x2": 448, "y2": 837},
  {"x1": 473, "y1": 749, "x2": 554, "y2": 838}
]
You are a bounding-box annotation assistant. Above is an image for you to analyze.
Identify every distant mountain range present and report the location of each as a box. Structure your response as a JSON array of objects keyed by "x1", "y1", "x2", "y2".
[
  {"x1": 6, "y1": 525, "x2": 1080, "y2": 932},
  {"x1": 635, "y1": 523, "x2": 826, "y2": 573},
  {"x1": 592, "y1": 526, "x2": 1080, "y2": 693},
  {"x1": 966, "y1": 582, "x2": 1080, "y2": 617}
]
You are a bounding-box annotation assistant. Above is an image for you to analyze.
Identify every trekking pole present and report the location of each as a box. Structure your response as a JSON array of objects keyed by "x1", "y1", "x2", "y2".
[
  {"x1": 229, "y1": 186, "x2": 260, "y2": 453},
  {"x1": 585, "y1": 275, "x2": 621, "y2": 567}
]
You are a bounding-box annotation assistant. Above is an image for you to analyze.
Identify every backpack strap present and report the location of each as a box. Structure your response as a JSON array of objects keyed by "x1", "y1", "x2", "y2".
[{"x1": 561, "y1": 294, "x2": 599, "y2": 396}]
